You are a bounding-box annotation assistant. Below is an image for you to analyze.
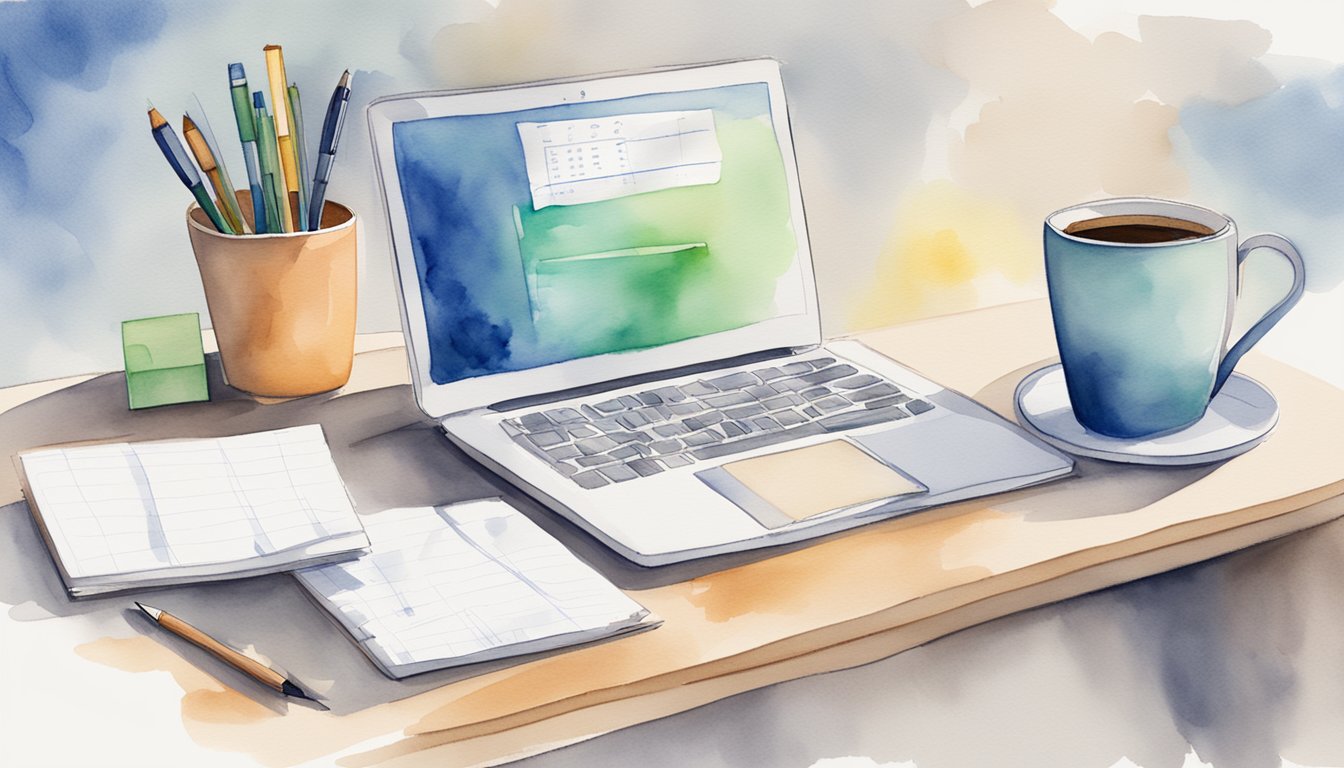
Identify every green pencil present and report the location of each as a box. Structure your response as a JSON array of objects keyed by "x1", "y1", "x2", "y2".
[
  {"x1": 288, "y1": 84, "x2": 311, "y2": 231},
  {"x1": 253, "y1": 91, "x2": 284, "y2": 233}
]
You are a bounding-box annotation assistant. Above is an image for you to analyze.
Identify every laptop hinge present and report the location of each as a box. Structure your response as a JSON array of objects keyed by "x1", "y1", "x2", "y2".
[{"x1": 488, "y1": 345, "x2": 819, "y2": 413}]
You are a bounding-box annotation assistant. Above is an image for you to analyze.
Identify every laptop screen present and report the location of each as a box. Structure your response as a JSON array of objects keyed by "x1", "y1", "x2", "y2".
[{"x1": 390, "y1": 80, "x2": 809, "y2": 386}]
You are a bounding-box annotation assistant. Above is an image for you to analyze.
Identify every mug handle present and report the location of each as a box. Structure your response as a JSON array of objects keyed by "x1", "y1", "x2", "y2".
[{"x1": 1213, "y1": 233, "x2": 1306, "y2": 396}]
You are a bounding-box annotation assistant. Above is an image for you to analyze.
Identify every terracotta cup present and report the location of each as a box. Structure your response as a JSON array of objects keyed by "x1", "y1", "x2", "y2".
[{"x1": 186, "y1": 191, "x2": 358, "y2": 397}]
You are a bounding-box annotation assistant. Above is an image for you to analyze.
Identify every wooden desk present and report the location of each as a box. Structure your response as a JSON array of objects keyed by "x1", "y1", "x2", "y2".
[{"x1": 3, "y1": 300, "x2": 1342, "y2": 768}]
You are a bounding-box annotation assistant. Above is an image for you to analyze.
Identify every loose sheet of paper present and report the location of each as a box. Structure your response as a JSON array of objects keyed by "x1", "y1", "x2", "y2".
[
  {"x1": 517, "y1": 110, "x2": 722, "y2": 209},
  {"x1": 295, "y1": 500, "x2": 648, "y2": 671},
  {"x1": 20, "y1": 425, "x2": 361, "y2": 579},
  {"x1": 722, "y1": 440, "x2": 925, "y2": 522}
]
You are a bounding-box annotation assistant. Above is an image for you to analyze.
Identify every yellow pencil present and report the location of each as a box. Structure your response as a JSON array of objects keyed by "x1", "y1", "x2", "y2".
[
  {"x1": 264, "y1": 44, "x2": 298, "y2": 232},
  {"x1": 182, "y1": 115, "x2": 245, "y2": 234}
]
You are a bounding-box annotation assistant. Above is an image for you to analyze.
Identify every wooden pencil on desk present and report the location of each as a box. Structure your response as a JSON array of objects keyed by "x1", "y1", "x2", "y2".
[{"x1": 135, "y1": 602, "x2": 323, "y2": 706}]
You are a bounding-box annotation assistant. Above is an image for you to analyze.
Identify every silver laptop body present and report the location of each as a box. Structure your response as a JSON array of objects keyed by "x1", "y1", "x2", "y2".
[{"x1": 369, "y1": 59, "x2": 1072, "y2": 566}]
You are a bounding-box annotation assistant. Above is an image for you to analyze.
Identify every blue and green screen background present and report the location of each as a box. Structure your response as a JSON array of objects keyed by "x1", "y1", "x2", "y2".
[{"x1": 392, "y1": 83, "x2": 799, "y2": 385}]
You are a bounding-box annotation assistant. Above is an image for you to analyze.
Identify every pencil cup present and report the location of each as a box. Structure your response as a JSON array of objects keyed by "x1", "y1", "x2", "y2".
[{"x1": 187, "y1": 191, "x2": 358, "y2": 398}]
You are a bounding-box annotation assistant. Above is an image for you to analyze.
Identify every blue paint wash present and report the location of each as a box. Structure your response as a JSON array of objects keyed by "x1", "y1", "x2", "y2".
[
  {"x1": 392, "y1": 83, "x2": 793, "y2": 385},
  {"x1": 1182, "y1": 71, "x2": 1344, "y2": 219},
  {"x1": 0, "y1": 1, "x2": 166, "y2": 201}
]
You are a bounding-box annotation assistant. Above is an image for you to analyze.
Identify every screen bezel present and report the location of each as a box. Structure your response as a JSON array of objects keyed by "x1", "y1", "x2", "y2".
[{"x1": 368, "y1": 59, "x2": 821, "y2": 418}]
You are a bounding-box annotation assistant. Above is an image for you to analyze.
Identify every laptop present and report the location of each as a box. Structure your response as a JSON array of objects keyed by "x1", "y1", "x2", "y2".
[{"x1": 368, "y1": 59, "x2": 1074, "y2": 566}]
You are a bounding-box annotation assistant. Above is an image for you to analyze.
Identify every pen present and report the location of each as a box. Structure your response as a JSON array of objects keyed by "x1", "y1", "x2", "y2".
[
  {"x1": 263, "y1": 44, "x2": 298, "y2": 231},
  {"x1": 287, "y1": 83, "x2": 311, "y2": 232},
  {"x1": 229, "y1": 63, "x2": 268, "y2": 234},
  {"x1": 147, "y1": 103, "x2": 230, "y2": 234},
  {"x1": 253, "y1": 91, "x2": 284, "y2": 233},
  {"x1": 135, "y1": 602, "x2": 321, "y2": 705},
  {"x1": 307, "y1": 70, "x2": 351, "y2": 232},
  {"x1": 182, "y1": 112, "x2": 245, "y2": 235}
]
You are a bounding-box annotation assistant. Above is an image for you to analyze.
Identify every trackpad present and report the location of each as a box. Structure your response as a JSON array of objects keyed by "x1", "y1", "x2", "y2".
[{"x1": 695, "y1": 440, "x2": 927, "y2": 530}]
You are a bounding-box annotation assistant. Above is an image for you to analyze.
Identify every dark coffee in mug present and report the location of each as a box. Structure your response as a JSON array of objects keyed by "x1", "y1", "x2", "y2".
[{"x1": 1063, "y1": 214, "x2": 1216, "y2": 245}]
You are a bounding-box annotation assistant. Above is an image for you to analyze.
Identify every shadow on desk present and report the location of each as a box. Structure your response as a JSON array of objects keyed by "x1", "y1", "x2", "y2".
[{"x1": 0, "y1": 352, "x2": 1225, "y2": 716}]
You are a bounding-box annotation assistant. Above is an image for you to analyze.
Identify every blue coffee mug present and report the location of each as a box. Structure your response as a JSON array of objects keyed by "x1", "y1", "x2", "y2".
[{"x1": 1044, "y1": 198, "x2": 1305, "y2": 439}]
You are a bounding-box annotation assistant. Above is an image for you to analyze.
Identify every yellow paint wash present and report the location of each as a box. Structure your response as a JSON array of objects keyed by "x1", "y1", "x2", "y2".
[{"x1": 852, "y1": 181, "x2": 1038, "y2": 330}]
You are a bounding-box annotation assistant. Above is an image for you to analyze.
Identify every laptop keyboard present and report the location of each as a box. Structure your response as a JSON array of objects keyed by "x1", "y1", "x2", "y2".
[{"x1": 500, "y1": 356, "x2": 936, "y2": 489}]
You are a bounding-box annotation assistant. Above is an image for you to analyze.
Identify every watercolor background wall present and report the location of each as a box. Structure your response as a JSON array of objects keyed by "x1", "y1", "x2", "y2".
[{"x1": 1, "y1": 0, "x2": 1339, "y2": 391}]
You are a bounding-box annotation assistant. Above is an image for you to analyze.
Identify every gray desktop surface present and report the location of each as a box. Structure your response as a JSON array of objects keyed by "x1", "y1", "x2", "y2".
[{"x1": 3, "y1": 352, "x2": 1343, "y2": 765}]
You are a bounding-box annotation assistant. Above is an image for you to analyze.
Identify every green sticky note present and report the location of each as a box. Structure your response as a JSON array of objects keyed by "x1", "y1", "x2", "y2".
[{"x1": 121, "y1": 313, "x2": 209, "y2": 409}]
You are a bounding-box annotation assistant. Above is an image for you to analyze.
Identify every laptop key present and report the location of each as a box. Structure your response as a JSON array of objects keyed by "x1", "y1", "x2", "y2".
[
  {"x1": 808, "y1": 357, "x2": 836, "y2": 369},
  {"x1": 554, "y1": 462, "x2": 579, "y2": 477},
  {"x1": 599, "y1": 464, "x2": 638, "y2": 483},
  {"x1": 637, "y1": 391, "x2": 663, "y2": 405},
  {"x1": 797, "y1": 364, "x2": 858, "y2": 386},
  {"x1": 752, "y1": 366, "x2": 786, "y2": 381},
  {"x1": 814, "y1": 395, "x2": 851, "y2": 412},
  {"x1": 746, "y1": 384, "x2": 778, "y2": 400},
  {"x1": 668, "y1": 401, "x2": 705, "y2": 416},
  {"x1": 848, "y1": 382, "x2": 901, "y2": 402},
  {"x1": 775, "y1": 409, "x2": 806, "y2": 427},
  {"x1": 594, "y1": 398, "x2": 624, "y2": 414},
  {"x1": 721, "y1": 421, "x2": 747, "y2": 438},
  {"x1": 650, "y1": 439, "x2": 683, "y2": 455},
  {"x1": 906, "y1": 399, "x2": 936, "y2": 415},
  {"x1": 610, "y1": 445, "x2": 640, "y2": 461},
  {"x1": 683, "y1": 430, "x2": 720, "y2": 447},
  {"x1": 519, "y1": 412, "x2": 553, "y2": 431},
  {"x1": 864, "y1": 395, "x2": 914, "y2": 412},
  {"x1": 576, "y1": 454, "x2": 613, "y2": 467},
  {"x1": 818, "y1": 406, "x2": 907, "y2": 432},
  {"x1": 724, "y1": 403, "x2": 767, "y2": 420},
  {"x1": 661, "y1": 454, "x2": 694, "y2": 469},
  {"x1": 752, "y1": 415, "x2": 782, "y2": 432},
  {"x1": 707, "y1": 371, "x2": 759, "y2": 390},
  {"x1": 567, "y1": 425, "x2": 597, "y2": 438},
  {"x1": 546, "y1": 444, "x2": 582, "y2": 461},
  {"x1": 526, "y1": 431, "x2": 567, "y2": 449},
  {"x1": 781, "y1": 362, "x2": 812, "y2": 375},
  {"x1": 617, "y1": 411, "x2": 650, "y2": 430},
  {"x1": 576, "y1": 435, "x2": 620, "y2": 455},
  {"x1": 679, "y1": 381, "x2": 717, "y2": 398},
  {"x1": 648, "y1": 386, "x2": 684, "y2": 403},
  {"x1": 572, "y1": 470, "x2": 610, "y2": 489},
  {"x1": 703, "y1": 391, "x2": 753, "y2": 408},
  {"x1": 545, "y1": 407, "x2": 587, "y2": 424},
  {"x1": 628, "y1": 458, "x2": 664, "y2": 477},
  {"x1": 834, "y1": 374, "x2": 881, "y2": 390},
  {"x1": 690, "y1": 422, "x2": 826, "y2": 460},
  {"x1": 654, "y1": 423, "x2": 689, "y2": 437}
]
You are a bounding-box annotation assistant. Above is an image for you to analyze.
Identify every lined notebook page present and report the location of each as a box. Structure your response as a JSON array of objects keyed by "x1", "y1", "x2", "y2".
[
  {"x1": 20, "y1": 425, "x2": 361, "y2": 579},
  {"x1": 295, "y1": 500, "x2": 648, "y2": 674}
]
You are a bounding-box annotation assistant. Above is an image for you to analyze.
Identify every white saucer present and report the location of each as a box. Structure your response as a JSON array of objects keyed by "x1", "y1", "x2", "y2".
[{"x1": 1013, "y1": 364, "x2": 1279, "y2": 465}]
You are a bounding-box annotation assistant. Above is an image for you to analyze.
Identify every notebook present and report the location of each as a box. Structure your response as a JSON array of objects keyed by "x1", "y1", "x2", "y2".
[
  {"x1": 293, "y1": 499, "x2": 657, "y2": 679},
  {"x1": 17, "y1": 424, "x2": 369, "y2": 598}
]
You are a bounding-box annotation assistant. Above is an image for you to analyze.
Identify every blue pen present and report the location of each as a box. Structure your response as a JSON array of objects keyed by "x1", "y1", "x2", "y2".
[
  {"x1": 147, "y1": 102, "x2": 231, "y2": 233},
  {"x1": 228, "y1": 63, "x2": 268, "y2": 233},
  {"x1": 307, "y1": 70, "x2": 351, "y2": 231}
]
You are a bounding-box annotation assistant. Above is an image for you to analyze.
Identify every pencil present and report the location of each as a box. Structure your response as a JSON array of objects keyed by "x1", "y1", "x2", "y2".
[
  {"x1": 182, "y1": 115, "x2": 246, "y2": 234},
  {"x1": 135, "y1": 602, "x2": 323, "y2": 707},
  {"x1": 253, "y1": 91, "x2": 284, "y2": 233},
  {"x1": 287, "y1": 83, "x2": 311, "y2": 231},
  {"x1": 147, "y1": 104, "x2": 232, "y2": 234},
  {"x1": 264, "y1": 44, "x2": 298, "y2": 231}
]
